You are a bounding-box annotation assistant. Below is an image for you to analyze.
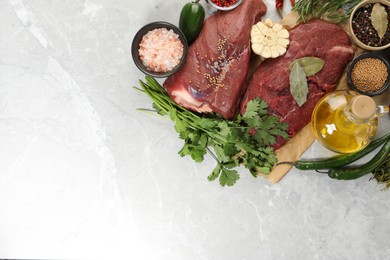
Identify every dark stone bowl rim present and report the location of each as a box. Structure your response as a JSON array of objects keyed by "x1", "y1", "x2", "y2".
[
  {"x1": 347, "y1": 51, "x2": 390, "y2": 96},
  {"x1": 131, "y1": 21, "x2": 188, "y2": 78}
]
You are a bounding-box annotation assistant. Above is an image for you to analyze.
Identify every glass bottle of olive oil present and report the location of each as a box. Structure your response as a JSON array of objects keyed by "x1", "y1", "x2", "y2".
[{"x1": 312, "y1": 90, "x2": 380, "y2": 154}]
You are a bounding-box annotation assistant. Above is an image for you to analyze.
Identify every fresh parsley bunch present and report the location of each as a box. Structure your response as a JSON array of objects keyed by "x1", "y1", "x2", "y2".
[{"x1": 135, "y1": 76, "x2": 289, "y2": 186}]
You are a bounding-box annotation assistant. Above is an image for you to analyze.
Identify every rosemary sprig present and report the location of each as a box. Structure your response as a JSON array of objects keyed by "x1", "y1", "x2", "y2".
[
  {"x1": 292, "y1": 0, "x2": 361, "y2": 23},
  {"x1": 371, "y1": 152, "x2": 390, "y2": 190}
]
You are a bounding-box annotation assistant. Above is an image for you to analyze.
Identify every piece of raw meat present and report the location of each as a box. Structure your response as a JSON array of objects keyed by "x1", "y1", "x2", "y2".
[
  {"x1": 241, "y1": 19, "x2": 355, "y2": 149},
  {"x1": 163, "y1": 0, "x2": 267, "y2": 119}
]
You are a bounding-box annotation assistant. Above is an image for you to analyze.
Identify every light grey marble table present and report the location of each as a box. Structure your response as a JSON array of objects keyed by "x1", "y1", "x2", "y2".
[{"x1": 0, "y1": 0, "x2": 389, "y2": 259}]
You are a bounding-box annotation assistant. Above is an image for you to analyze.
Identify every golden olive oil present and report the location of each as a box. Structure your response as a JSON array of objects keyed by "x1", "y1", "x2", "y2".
[{"x1": 312, "y1": 91, "x2": 378, "y2": 154}]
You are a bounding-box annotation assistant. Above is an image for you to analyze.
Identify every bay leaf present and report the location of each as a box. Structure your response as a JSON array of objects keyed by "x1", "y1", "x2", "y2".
[
  {"x1": 371, "y1": 3, "x2": 388, "y2": 40},
  {"x1": 290, "y1": 62, "x2": 308, "y2": 107},
  {"x1": 290, "y1": 57, "x2": 325, "y2": 76}
]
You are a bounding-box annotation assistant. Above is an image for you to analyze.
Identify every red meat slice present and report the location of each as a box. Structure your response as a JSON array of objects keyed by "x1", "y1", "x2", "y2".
[
  {"x1": 163, "y1": 0, "x2": 267, "y2": 119},
  {"x1": 241, "y1": 19, "x2": 355, "y2": 149}
]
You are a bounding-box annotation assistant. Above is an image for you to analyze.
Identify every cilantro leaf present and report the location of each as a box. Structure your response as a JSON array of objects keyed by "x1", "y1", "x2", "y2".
[
  {"x1": 242, "y1": 98, "x2": 268, "y2": 119},
  {"x1": 208, "y1": 164, "x2": 221, "y2": 181},
  {"x1": 223, "y1": 143, "x2": 239, "y2": 157},
  {"x1": 178, "y1": 131, "x2": 207, "y2": 162},
  {"x1": 219, "y1": 167, "x2": 240, "y2": 187},
  {"x1": 217, "y1": 121, "x2": 231, "y2": 140},
  {"x1": 196, "y1": 117, "x2": 217, "y2": 129},
  {"x1": 270, "y1": 128, "x2": 290, "y2": 140},
  {"x1": 257, "y1": 166, "x2": 271, "y2": 174},
  {"x1": 254, "y1": 130, "x2": 276, "y2": 145},
  {"x1": 137, "y1": 77, "x2": 291, "y2": 187},
  {"x1": 243, "y1": 99, "x2": 260, "y2": 119},
  {"x1": 170, "y1": 108, "x2": 187, "y2": 133},
  {"x1": 214, "y1": 145, "x2": 231, "y2": 163}
]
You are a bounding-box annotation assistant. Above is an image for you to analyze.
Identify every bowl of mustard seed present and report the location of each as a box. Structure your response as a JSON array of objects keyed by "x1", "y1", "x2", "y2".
[
  {"x1": 349, "y1": 0, "x2": 390, "y2": 51},
  {"x1": 347, "y1": 52, "x2": 390, "y2": 96}
]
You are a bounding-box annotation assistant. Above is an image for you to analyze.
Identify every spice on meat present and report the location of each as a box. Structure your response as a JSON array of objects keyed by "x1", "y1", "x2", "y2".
[
  {"x1": 351, "y1": 58, "x2": 388, "y2": 93},
  {"x1": 203, "y1": 36, "x2": 236, "y2": 91}
]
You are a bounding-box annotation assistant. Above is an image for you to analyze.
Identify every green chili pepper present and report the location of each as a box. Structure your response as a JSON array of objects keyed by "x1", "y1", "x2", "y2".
[
  {"x1": 278, "y1": 132, "x2": 390, "y2": 170},
  {"x1": 179, "y1": 0, "x2": 205, "y2": 45},
  {"x1": 328, "y1": 139, "x2": 390, "y2": 180}
]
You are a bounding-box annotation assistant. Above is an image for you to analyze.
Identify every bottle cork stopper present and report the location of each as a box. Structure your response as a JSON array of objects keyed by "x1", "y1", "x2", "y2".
[{"x1": 351, "y1": 95, "x2": 376, "y2": 120}]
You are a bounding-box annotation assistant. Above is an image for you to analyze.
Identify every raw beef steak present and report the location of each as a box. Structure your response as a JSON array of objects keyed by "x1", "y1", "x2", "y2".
[
  {"x1": 241, "y1": 19, "x2": 355, "y2": 149},
  {"x1": 163, "y1": 0, "x2": 267, "y2": 119}
]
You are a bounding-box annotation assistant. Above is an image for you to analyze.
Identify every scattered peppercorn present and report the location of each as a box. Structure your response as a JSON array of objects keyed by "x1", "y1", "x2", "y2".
[
  {"x1": 210, "y1": 0, "x2": 238, "y2": 8},
  {"x1": 352, "y1": 3, "x2": 390, "y2": 47},
  {"x1": 351, "y1": 58, "x2": 388, "y2": 93}
]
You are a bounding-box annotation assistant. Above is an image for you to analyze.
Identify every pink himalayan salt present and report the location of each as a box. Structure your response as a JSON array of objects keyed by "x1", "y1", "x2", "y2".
[{"x1": 139, "y1": 28, "x2": 184, "y2": 73}]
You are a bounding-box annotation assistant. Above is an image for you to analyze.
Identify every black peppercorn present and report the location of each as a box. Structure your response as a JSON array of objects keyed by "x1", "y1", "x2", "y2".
[{"x1": 352, "y1": 3, "x2": 390, "y2": 47}]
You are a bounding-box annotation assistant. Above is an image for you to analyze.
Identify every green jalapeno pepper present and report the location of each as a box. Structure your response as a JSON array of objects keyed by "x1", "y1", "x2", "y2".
[
  {"x1": 328, "y1": 139, "x2": 390, "y2": 180},
  {"x1": 278, "y1": 133, "x2": 390, "y2": 171},
  {"x1": 179, "y1": 0, "x2": 205, "y2": 44}
]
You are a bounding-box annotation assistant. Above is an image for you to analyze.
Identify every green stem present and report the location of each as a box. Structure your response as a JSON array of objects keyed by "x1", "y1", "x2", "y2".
[{"x1": 207, "y1": 147, "x2": 221, "y2": 164}]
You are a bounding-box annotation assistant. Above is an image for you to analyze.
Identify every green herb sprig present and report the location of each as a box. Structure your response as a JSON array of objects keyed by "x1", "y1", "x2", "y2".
[
  {"x1": 371, "y1": 152, "x2": 390, "y2": 190},
  {"x1": 292, "y1": 0, "x2": 361, "y2": 23},
  {"x1": 134, "y1": 76, "x2": 289, "y2": 186}
]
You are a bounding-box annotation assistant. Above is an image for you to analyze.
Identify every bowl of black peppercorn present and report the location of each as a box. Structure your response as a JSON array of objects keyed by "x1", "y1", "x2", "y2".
[{"x1": 349, "y1": 0, "x2": 390, "y2": 51}]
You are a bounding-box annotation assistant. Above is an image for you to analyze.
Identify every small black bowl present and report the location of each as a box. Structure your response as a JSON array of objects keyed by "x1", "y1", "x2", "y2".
[
  {"x1": 131, "y1": 21, "x2": 188, "y2": 78},
  {"x1": 347, "y1": 52, "x2": 390, "y2": 96}
]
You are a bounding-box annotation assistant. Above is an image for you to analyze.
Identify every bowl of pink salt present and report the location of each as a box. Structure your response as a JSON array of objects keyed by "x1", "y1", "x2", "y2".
[{"x1": 132, "y1": 21, "x2": 188, "y2": 78}]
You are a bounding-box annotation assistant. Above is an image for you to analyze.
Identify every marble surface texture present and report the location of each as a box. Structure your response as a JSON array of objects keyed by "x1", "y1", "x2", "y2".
[{"x1": 1, "y1": 0, "x2": 390, "y2": 259}]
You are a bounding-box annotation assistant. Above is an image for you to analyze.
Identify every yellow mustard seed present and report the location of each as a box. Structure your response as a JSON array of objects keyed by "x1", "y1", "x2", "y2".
[{"x1": 351, "y1": 58, "x2": 388, "y2": 93}]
